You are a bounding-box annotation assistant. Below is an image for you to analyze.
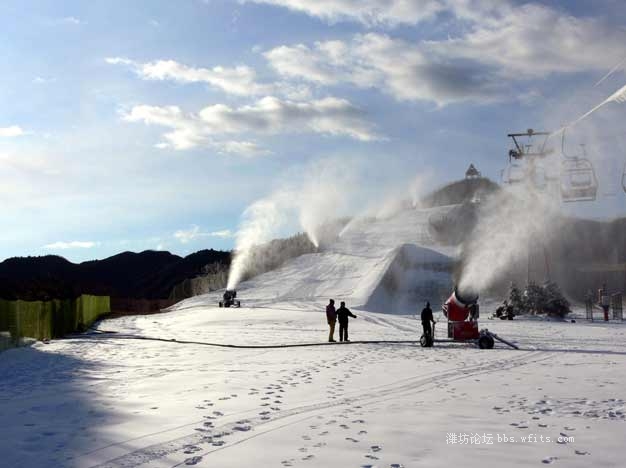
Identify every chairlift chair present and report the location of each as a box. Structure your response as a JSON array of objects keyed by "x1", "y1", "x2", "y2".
[
  {"x1": 502, "y1": 161, "x2": 525, "y2": 185},
  {"x1": 560, "y1": 157, "x2": 598, "y2": 202},
  {"x1": 503, "y1": 129, "x2": 552, "y2": 190},
  {"x1": 559, "y1": 131, "x2": 598, "y2": 203}
]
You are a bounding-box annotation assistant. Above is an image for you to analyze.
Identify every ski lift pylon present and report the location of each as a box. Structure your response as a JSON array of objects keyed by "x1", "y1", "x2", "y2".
[{"x1": 622, "y1": 160, "x2": 626, "y2": 194}]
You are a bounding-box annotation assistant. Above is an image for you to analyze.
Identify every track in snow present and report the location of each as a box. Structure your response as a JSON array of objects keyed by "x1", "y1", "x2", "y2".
[{"x1": 90, "y1": 350, "x2": 549, "y2": 468}]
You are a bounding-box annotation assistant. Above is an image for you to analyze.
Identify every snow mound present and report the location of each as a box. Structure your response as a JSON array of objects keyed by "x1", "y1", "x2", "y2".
[{"x1": 173, "y1": 206, "x2": 459, "y2": 314}]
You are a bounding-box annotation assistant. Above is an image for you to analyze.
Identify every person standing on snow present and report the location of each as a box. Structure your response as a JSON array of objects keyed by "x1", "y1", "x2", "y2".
[
  {"x1": 421, "y1": 301, "x2": 435, "y2": 340},
  {"x1": 326, "y1": 299, "x2": 337, "y2": 342},
  {"x1": 336, "y1": 301, "x2": 357, "y2": 342}
]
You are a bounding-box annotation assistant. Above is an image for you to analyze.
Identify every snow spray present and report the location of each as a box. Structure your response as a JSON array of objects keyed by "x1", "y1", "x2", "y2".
[
  {"x1": 457, "y1": 185, "x2": 561, "y2": 293},
  {"x1": 226, "y1": 158, "x2": 356, "y2": 290}
]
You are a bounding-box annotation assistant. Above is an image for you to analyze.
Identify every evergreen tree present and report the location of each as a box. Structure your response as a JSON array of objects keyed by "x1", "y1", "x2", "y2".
[
  {"x1": 505, "y1": 280, "x2": 571, "y2": 318},
  {"x1": 524, "y1": 281, "x2": 546, "y2": 315},
  {"x1": 508, "y1": 282, "x2": 524, "y2": 314},
  {"x1": 543, "y1": 281, "x2": 571, "y2": 317}
]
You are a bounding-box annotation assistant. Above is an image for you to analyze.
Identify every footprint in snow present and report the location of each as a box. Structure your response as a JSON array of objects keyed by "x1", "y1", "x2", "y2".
[
  {"x1": 346, "y1": 437, "x2": 359, "y2": 443},
  {"x1": 233, "y1": 424, "x2": 252, "y2": 432},
  {"x1": 575, "y1": 450, "x2": 589, "y2": 456},
  {"x1": 371, "y1": 445, "x2": 382, "y2": 452},
  {"x1": 390, "y1": 464, "x2": 405, "y2": 468},
  {"x1": 542, "y1": 456, "x2": 558, "y2": 464},
  {"x1": 184, "y1": 456, "x2": 203, "y2": 465},
  {"x1": 302, "y1": 455, "x2": 315, "y2": 461}
]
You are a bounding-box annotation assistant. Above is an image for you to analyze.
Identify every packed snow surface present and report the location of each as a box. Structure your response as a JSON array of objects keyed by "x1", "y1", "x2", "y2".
[{"x1": 1, "y1": 205, "x2": 626, "y2": 467}]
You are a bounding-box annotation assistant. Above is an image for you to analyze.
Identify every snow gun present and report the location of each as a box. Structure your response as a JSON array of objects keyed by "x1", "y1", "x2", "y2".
[{"x1": 433, "y1": 287, "x2": 518, "y2": 349}]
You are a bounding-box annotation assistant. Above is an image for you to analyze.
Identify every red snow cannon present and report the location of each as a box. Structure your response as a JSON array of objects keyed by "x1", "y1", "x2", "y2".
[
  {"x1": 442, "y1": 287, "x2": 486, "y2": 344},
  {"x1": 443, "y1": 287, "x2": 478, "y2": 322},
  {"x1": 427, "y1": 287, "x2": 515, "y2": 350}
]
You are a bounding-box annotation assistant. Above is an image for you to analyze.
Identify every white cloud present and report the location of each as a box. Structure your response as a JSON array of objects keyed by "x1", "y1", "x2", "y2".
[
  {"x1": 106, "y1": 57, "x2": 273, "y2": 96},
  {"x1": 0, "y1": 126, "x2": 25, "y2": 138},
  {"x1": 106, "y1": 57, "x2": 312, "y2": 100},
  {"x1": 123, "y1": 96, "x2": 381, "y2": 151},
  {"x1": 242, "y1": 0, "x2": 446, "y2": 26},
  {"x1": 174, "y1": 225, "x2": 234, "y2": 243},
  {"x1": 439, "y1": 3, "x2": 626, "y2": 79},
  {"x1": 265, "y1": 34, "x2": 503, "y2": 105},
  {"x1": 43, "y1": 241, "x2": 99, "y2": 250},
  {"x1": 264, "y1": 4, "x2": 626, "y2": 106},
  {"x1": 61, "y1": 16, "x2": 84, "y2": 25}
]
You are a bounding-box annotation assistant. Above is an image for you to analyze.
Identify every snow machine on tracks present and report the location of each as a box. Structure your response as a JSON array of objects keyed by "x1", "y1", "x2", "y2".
[{"x1": 219, "y1": 289, "x2": 241, "y2": 308}]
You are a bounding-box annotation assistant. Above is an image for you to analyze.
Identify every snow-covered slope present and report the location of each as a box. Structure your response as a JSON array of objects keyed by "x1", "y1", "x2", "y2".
[
  {"x1": 3, "y1": 199, "x2": 626, "y2": 468},
  {"x1": 176, "y1": 205, "x2": 458, "y2": 314}
]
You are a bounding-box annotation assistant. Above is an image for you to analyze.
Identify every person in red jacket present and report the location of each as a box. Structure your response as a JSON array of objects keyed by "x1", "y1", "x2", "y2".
[{"x1": 326, "y1": 299, "x2": 337, "y2": 342}]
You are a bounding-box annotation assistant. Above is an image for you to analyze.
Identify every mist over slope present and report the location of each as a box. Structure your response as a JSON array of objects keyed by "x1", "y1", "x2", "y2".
[{"x1": 181, "y1": 176, "x2": 625, "y2": 315}]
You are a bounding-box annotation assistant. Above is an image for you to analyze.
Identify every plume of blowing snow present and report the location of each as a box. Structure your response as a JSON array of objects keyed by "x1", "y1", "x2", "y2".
[
  {"x1": 226, "y1": 159, "x2": 354, "y2": 290},
  {"x1": 458, "y1": 185, "x2": 561, "y2": 294},
  {"x1": 339, "y1": 172, "x2": 433, "y2": 238},
  {"x1": 227, "y1": 196, "x2": 289, "y2": 290}
]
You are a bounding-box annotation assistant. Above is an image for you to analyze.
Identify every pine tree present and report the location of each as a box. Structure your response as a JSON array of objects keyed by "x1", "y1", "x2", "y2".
[
  {"x1": 542, "y1": 281, "x2": 571, "y2": 317},
  {"x1": 508, "y1": 282, "x2": 524, "y2": 314},
  {"x1": 524, "y1": 281, "x2": 546, "y2": 315}
]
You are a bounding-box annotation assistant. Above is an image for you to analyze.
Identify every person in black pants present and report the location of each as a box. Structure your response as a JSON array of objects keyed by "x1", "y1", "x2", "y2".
[
  {"x1": 421, "y1": 301, "x2": 435, "y2": 339},
  {"x1": 336, "y1": 301, "x2": 357, "y2": 342}
]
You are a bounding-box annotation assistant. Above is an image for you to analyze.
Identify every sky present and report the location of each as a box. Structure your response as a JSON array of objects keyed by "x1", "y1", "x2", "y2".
[{"x1": 1, "y1": 0, "x2": 626, "y2": 262}]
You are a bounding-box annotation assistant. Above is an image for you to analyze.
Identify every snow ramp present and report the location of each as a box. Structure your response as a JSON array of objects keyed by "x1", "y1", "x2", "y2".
[{"x1": 175, "y1": 205, "x2": 458, "y2": 314}]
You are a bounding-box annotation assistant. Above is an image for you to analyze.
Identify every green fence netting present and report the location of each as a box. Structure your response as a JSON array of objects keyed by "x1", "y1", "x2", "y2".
[{"x1": 0, "y1": 295, "x2": 110, "y2": 342}]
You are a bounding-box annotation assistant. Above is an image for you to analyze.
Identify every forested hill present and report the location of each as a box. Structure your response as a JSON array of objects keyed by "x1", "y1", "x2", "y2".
[{"x1": 0, "y1": 249, "x2": 231, "y2": 301}]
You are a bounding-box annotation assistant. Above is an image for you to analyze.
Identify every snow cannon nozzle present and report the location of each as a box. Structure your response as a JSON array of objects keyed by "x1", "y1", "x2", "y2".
[{"x1": 454, "y1": 286, "x2": 479, "y2": 306}]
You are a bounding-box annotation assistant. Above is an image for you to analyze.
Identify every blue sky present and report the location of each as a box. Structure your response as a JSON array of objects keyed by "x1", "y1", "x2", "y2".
[{"x1": 1, "y1": 0, "x2": 626, "y2": 262}]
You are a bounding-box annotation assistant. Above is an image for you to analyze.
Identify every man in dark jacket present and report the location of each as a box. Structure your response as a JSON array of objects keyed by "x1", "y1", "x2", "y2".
[
  {"x1": 421, "y1": 302, "x2": 435, "y2": 340},
  {"x1": 336, "y1": 301, "x2": 357, "y2": 342},
  {"x1": 326, "y1": 299, "x2": 337, "y2": 342}
]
